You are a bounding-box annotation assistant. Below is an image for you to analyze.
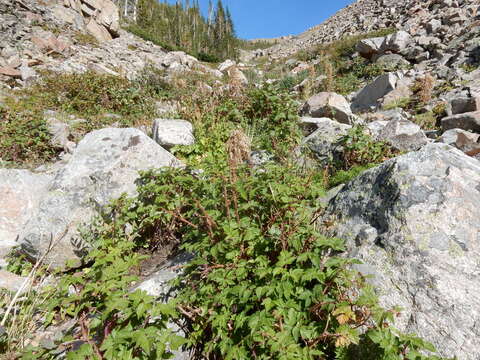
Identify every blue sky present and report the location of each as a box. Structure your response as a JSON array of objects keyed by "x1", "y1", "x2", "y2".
[{"x1": 165, "y1": 0, "x2": 354, "y2": 40}]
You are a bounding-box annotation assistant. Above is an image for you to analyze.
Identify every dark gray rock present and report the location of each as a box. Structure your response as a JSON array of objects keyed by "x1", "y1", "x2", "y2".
[
  {"x1": 441, "y1": 111, "x2": 480, "y2": 133},
  {"x1": 448, "y1": 96, "x2": 480, "y2": 116}
]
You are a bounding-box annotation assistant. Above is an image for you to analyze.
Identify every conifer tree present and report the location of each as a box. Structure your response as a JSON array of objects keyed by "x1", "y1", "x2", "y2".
[{"x1": 127, "y1": 0, "x2": 238, "y2": 61}]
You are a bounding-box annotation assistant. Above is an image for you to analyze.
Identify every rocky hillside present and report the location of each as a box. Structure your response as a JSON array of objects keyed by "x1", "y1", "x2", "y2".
[
  {"x1": 0, "y1": 0, "x2": 223, "y2": 87},
  {"x1": 261, "y1": 0, "x2": 478, "y2": 59},
  {"x1": 1, "y1": 0, "x2": 480, "y2": 359}
]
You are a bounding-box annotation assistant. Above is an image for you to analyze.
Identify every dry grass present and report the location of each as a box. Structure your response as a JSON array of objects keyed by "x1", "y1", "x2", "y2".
[
  {"x1": 0, "y1": 238, "x2": 59, "y2": 356},
  {"x1": 226, "y1": 129, "x2": 251, "y2": 171},
  {"x1": 323, "y1": 59, "x2": 335, "y2": 92},
  {"x1": 414, "y1": 74, "x2": 435, "y2": 104}
]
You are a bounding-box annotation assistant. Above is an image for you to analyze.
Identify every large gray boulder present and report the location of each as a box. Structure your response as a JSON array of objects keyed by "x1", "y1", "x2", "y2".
[
  {"x1": 19, "y1": 128, "x2": 181, "y2": 268},
  {"x1": 300, "y1": 92, "x2": 354, "y2": 124},
  {"x1": 321, "y1": 143, "x2": 480, "y2": 359},
  {"x1": 0, "y1": 169, "x2": 52, "y2": 267}
]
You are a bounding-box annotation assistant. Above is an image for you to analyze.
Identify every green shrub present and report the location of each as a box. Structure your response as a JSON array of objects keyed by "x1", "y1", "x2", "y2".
[
  {"x1": 0, "y1": 71, "x2": 160, "y2": 166},
  {"x1": 0, "y1": 106, "x2": 59, "y2": 166},
  {"x1": 30, "y1": 71, "x2": 155, "y2": 118},
  {"x1": 174, "y1": 84, "x2": 301, "y2": 165},
  {"x1": 334, "y1": 126, "x2": 398, "y2": 170},
  {"x1": 196, "y1": 51, "x2": 221, "y2": 63},
  {"x1": 19, "y1": 71, "x2": 156, "y2": 137},
  {"x1": 277, "y1": 70, "x2": 309, "y2": 91},
  {"x1": 104, "y1": 164, "x2": 442, "y2": 360},
  {"x1": 19, "y1": 210, "x2": 185, "y2": 359}
]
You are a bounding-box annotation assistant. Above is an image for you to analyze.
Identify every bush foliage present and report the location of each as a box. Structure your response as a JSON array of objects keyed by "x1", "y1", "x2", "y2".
[{"x1": 3, "y1": 81, "x2": 445, "y2": 360}]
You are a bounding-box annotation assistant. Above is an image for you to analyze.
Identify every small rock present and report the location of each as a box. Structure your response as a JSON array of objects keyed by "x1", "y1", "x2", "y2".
[
  {"x1": 297, "y1": 118, "x2": 351, "y2": 166},
  {"x1": 218, "y1": 59, "x2": 236, "y2": 72},
  {"x1": 152, "y1": 119, "x2": 195, "y2": 148},
  {"x1": 0, "y1": 270, "x2": 27, "y2": 293},
  {"x1": 300, "y1": 92, "x2": 354, "y2": 124}
]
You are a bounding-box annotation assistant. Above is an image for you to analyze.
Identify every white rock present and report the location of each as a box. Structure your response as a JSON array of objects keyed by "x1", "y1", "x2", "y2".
[{"x1": 152, "y1": 119, "x2": 195, "y2": 148}]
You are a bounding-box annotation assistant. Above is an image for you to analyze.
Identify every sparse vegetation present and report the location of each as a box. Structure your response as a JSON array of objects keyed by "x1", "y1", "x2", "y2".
[
  {"x1": 334, "y1": 125, "x2": 399, "y2": 171},
  {"x1": 382, "y1": 97, "x2": 413, "y2": 111},
  {"x1": 0, "y1": 70, "x2": 162, "y2": 166},
  {"x1": 73, "y1": 32, "x2": 99, "y2": 46},
  {"x1": 0, "y1": 105, "x2": 59, "y2": 166},
  {"x1": 276, "y1": 29, "x2": 402, "y2": 96}
]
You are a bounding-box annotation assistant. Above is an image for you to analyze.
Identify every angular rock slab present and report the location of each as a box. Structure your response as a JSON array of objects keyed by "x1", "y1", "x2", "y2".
[
  {"x1": 356, "y1": 36, "x2": 386, "y2": 59},
  {"x1": 152, "y1": 119, "x2": 195, "y2": 148},
  {"x1": 20, "y1": 128, "x2": 181, "y2": 268},
  {"x1": 370, "y1": 118, "x2": 428, "y2": 151},
  {"x1": 321, "y1": 143, "x2": 480, "y2": 359},
  {"x1": 300, "y1": 92, "x2": 354, "y2": 125},
  {"x1": 441, "y1": 111, "x2": 480, "y2": 133},
  {"x1": 352, "y1": 72, "x2": 404, "y2": 112},
  {"x1": 438, "y1": 128, "x2": 480, "y2": 157},
  {"x1": 0, "y1": 169, "x2": 52, "y2": 266},
  {"x1": 297, "y1": 118, "x2": 351, "y2": 167}
]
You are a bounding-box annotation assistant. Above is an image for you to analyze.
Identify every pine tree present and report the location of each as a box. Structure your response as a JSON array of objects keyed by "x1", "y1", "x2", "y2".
[{"x1": 127, "y1": 0, "x2": 239, "y2": 62}]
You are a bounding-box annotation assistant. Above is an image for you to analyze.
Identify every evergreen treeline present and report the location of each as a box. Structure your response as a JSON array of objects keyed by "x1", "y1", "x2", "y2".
[{"x1": 127, "y1": 0, "x2": 238, "y2": 62}]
